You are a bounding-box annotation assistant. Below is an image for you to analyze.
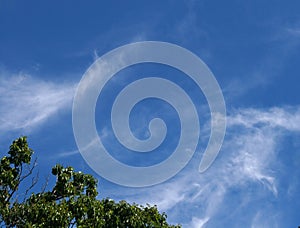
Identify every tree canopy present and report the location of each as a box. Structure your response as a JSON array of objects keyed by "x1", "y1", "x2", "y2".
[{"x1": 0, "y1": 137, "x2": 180, "y2": 227}]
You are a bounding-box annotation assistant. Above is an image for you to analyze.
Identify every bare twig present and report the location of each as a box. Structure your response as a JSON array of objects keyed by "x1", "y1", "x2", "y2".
[
  {"x1": 41, "y1": 174, "x2": 50, "y2": 194},
  {"x1": 19, "y1": 157, "x2": 38, "y2": 183},
  {"x1": 7, "y1": 157, "x2": 38, "y2": 204},
  {"x1": 23, "y1": 171, "x2": 39, "y2": 201}
]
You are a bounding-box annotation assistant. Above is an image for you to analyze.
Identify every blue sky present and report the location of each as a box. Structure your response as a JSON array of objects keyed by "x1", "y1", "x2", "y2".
[{"x1": 1, "y1": 0, "x2": 300, "y2": 227}]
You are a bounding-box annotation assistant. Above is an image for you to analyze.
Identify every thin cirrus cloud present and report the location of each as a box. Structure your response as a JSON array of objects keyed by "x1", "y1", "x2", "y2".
[
  {"x1": 0, "y1": 72, "x2": 76, "y2": 134},
  {"x1": 107, "y1": 105, "x2": 300, "y2": 227},
  {"x1": 1, "y1": 70, "x2": 299, "y2": 227}
]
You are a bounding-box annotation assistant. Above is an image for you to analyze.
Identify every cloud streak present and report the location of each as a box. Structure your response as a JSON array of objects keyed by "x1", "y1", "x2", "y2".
[
  {"x1": 105, "y1": 105, "x2": 300, "y2": 227},
  {"x1": 0, "y1": 71, "x2": 76, "y2": 133}
]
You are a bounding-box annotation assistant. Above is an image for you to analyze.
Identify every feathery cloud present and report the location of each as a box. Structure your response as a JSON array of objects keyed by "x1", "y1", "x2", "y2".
[
  {"x1": 107, "y1": 106, "x2": 300, "y2": 227},
  {"x1": 0, "y1": 72, "x2": 76, "y2": 133}
]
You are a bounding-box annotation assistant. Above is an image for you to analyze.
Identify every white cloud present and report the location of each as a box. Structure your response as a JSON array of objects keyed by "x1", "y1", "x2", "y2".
[
  {"x1": 0, "y1": 72, "x2": 76, "y2": 133},
  {"x1": 188, "y1": 216, "x2": 210, "y2": 228},
  {"x1": 286, "y1": 27, "x2": 300, "y2": 37},
  {"x1": 56, "y1": 149, "x2": 80, "y2": 158},
  {"x1": 251, "y1": 211, "x2": 279, "y2": 228},
  {"x1": 227, "y1": 107, "x2": 300, "y2": 131},
  {"x1": 104, "y1": 106, "x2": 300, "y2": 227}
]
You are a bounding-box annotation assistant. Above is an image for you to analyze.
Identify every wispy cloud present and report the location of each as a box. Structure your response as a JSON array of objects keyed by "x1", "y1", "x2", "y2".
[
  {"x1": 104, "y1": 106, "x2": 300, "y2": 227},
  {"x1": 224, "y1": 22, "x2": 300, "y2": 101},
  {"x1": 188, "y1": 216, "x2": 210, "y2": 228},
  {"x1": 56, "y1": 149, "x2": 80, "y2": 158},
  {"x1": 228, "y1": 106, "x2": 300, "y2": 131},
  {"x1": 0, "y1": 71, "x2": 76, "y2": 133},
  {"x1": 286, "y1": 27, "x2": 300, "y2": 37},
  {"x1": 251, "y1": 210, "x2": 280, "y2": 228}
]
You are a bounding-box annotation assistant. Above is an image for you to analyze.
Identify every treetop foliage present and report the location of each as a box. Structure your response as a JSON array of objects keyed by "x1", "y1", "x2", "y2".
[{"x1": 0, "y1": 137, "x2": 180, "y2": 227}]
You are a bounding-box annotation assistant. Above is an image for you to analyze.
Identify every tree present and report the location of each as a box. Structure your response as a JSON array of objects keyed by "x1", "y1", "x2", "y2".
[{"x1": 0, "y1": 137, "x2": 180, "y2": 227}]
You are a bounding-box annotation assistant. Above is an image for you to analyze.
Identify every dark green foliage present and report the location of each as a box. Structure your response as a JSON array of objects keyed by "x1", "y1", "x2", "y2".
[{"x1": 0, "y1": 137, "x2": 180, "y2": 227}]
